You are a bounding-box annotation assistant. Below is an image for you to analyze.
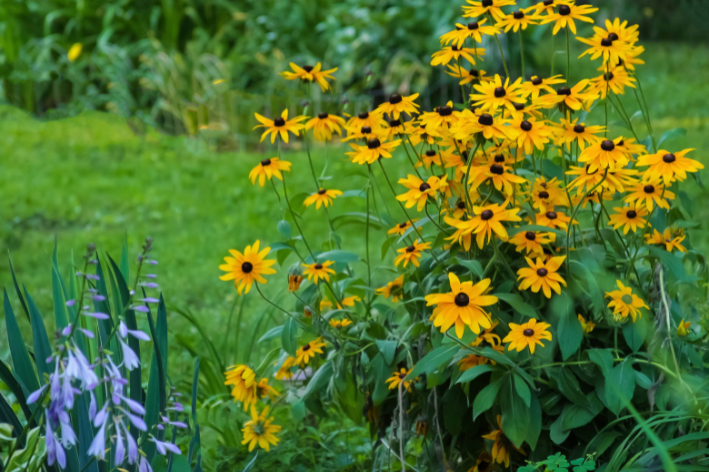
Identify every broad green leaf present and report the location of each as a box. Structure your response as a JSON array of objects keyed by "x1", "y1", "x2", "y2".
[
  {"x1": 587, "y1": 348, "x2": 614, "y2": 377},
  {"x1": 555, "y1": 293, "x2": 583, "y2": 360},
  {"x1": 526, "y1": 395, "x2": 542, "y2": 450},
  {"x1": 371, "y1": 354, "x2": 391, "y2": 405},
  {"x1": 648, "y1": 246, "x2": 694, "y2": 283},
  {"x1": 634, "y1": 370, "x2": 652, "y2": 390},
  {"x1": 24, "y1": 288, "x2": 53, "y2": 382},
  {"x1": 406, "y1": 345, "x2": 459, "y2": 380},
  {"x1": 455, "y1": 258, "x2": 484, "y2": 278},
  {"x1": 0, "y1": 392, "x2": 22, "y2": 436},
  {"x1": 302, "y1": 361, "x2": 334, "y2": 400},
  {"x1": 550, "y1": 414, "x2": 570, "y2": 444},
  {"x1": 561, "y1": 391, "x2": 603, "y2": 431},
  {"x1": 593, "y1": 431, "x2": 621, "y2": 458},
  {"x1": 605, "y1": 360, "x2": 636, "y2": 415},
  {"x1": 375, "y1": 340, "x2": 397, "y2": 366},
  {"x1": 4, "y1": 289, "x2": 40, "y2": 393},
  {"x1": 513, "y1": 373, "x2": 531, "y2": 407},
  {"x1": 317, "y1": 250, "x2": 359, "y2": 263},
  {"x1": 555, "y1": 367, "x2": 589, "y2": 408},
  {"x1": 473, "y1": 378, "x2": 501, "y2": 420},
  {"x1": 282, "y1": 318, "x2": 297, "y2": 356},
  {"x1": 494, "y1": 292, "x2": 538, "y2": 319},
  {"x1": 259, "y1": 325, "x2": 283, "y2": 343},
  {"x1": 277, "y1": 220, "x2": 292, "y2": 239},
  {"x1": 456, "y1": 364, "x2": 493, "y2": 384},
  {"x1": 657, "y1": 127, "x2": 687, "y2": 147},
  {"x1": 570, "y1": 261, "x2": 604, "y2": 315},
  {"x1": 622, "y1": 316, "x2": 647, "y2": 352},
  {"x1": 501, "y1": 376, "x2": 530, "y2": 448},
  {"x1": 442, "y1": 386, "x2": 467, "y2": 436}
]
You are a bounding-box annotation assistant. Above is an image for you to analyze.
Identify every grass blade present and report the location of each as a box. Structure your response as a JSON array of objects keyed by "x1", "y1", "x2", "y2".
[
  {"x1": 24, "y1": 286, "x2": 53, "y2": 382},
  {"x1": 3, "y1": 288, "x2": 40, "y2": 393}
]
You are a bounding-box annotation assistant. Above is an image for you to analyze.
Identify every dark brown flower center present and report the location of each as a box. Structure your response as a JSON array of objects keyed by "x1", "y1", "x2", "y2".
[
  {"x1": 490, "y1": 164, "x2": 504, "y2": 175},
  {"x1": 389, "y1": 93, "x2": 403, "y2": 104},
  {"x1": 525, "y1": 231, "x2": 536, "y2": 241},
  {"x1": 367, "y1": 138, "x2": 382, "y2": 149},
  {"x1": 494, "y1": 87, "x2": 506, "y2": 98},
  {"x1": 261, "y1": 158, "x2": 272, "y2": 166},
  {"x1": 643, "y1": 184, "x2": 655, "y2": 194},
  {"x1": 523, "y1": 328, "x2": 535, "y2": 336},
  {"x1": 521, "y1": 120, "x2": 533, "y2": 131},
  {"x1": 438, "y1": 105, "x2": 453, "y2": 116},
  {"x1": 426, "y1": 150, "x2": 437, "y2": 157},
  {"x1": 302, "y1": 344, "x2": 311, "y2": 351},
  {"x1": 557, "y1": 87, "x2": 571, "y2": 96},
  {"x1": 454, "y1": 292, "x2": 470, "y2": 307},
  {"x1": 608, "y1": 32, "x2": 619, "y2": 41},
  {"x1": 469, "y1": 68, "x2": 480, "y2": 77},
  {"x1": 481, "y1": 209, "x2": 494, "y2": 220},
  {"x1": 601, "y1": 140, "x2": 615, "y2": 151},
  {"x1": 468, "y1": 21, "x2": 480, "y2": 30},
  {"x1": 536, "y1": 268, "x2": 548, "y2": 277},
  {"x1": 318, "y1": 189, "x2": 327, "y2": 195},
  {"x1": 358, "y1": 112, "x2": 369, "y2": 119},
  {"x1": 478, "y1": 114, "x2": 494, "y2": 126},
  {"x1": 513, "y1": 11, "x2": 525, "y2": 19},
  {"x1": 604, "y1": 72, "x2": 614, "y2": 81},
  {"x1": 663, "y1": 153, "x2": 676, "y2": 163},
  {"x1": 627, "y1": 210, "x2": 637, "y2": 219},
  {"x1": 361, "y1": 126, "x2": 372, "y2": 134},
  {"x1": 318, "y1": 112, "x2": 328, "y2": 119},
  {"x1": 482, "y1": 0, "x2": 493, "y2": 6},
  {"x1": 419, "y1": 182, "x2": 431, "y2": 192},
  {"x1": 601, "y1": 37, "x2": 613, "y2": 47},
  {"x1": 494, "y1": 154, "x2": 505, "y2": 163},
  {"x1": 302, "y1": 65, "x2": 314, "y2": 72},
  {"x1": 573, "y1": 124, "x2": 585, "y2": 133},
  {"x1": 242, "y1": 262, "x2": 253, "y2": 273},
  {"x1": 314, "y1": 263, "x2": 323, "y2": 270},
  {"x1": 544, "y1": 0, "x2": 554, "y2": 5},
  {"x1": 390, "y1": 119, "x2": 401, "y2": 127},
  {"x1": 457, "y1": 200, "x2": 466, "y2": 209},
  {"x1": 532, "y1": 77, "x2": 543, "y2": 86},
  {"x1": 274, "y1": 117, "x2": 286, "y2": 127},
  {"x1": 399, "y1": 222, "x2": 408, "y2": 228},
  {"x1": 559, "y1": 5, "x2": 571, "y2": 15},
  {"x1": 406, "y1": 245, "x2": 416, "y2": 253},
  {"x1": 514, "y1": 102, "x2": 525, "y2": 111},
  {"x1": 539, "y1": 191, "x2": 550, "y2": 199},
  {"x1": 540, "y1": 182, "x2": 548, "y2": 188},
  {"x1": 546, "y1": 211, "x2": 557, "y2": 220}
]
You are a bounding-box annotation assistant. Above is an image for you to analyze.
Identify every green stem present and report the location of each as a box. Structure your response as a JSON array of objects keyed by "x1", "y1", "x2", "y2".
[
  {"x1": 281, "y1": 173, "x2": 315, "y2": 259},
  {"x1": 519, "y1": 30, "x2": 525, "y2": 79},
  {"x1": 566, "y1": 24, "x2": 571, "y2": 83},
  {"x1": 493, "y1": 33, "x2": 510, "y2": 79}
]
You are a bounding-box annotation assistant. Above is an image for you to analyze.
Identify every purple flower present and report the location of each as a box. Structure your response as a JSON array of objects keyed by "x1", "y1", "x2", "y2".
[
  {"x1": 124, "y1": 423, "x2": 139, "y2": 464},
  {"x1": 85, "y1": 274, "x2": 100, "y2": 281},
  {"x1": 27, "y1": 384, "x2": 47, "y2": 404},
  {"x1": 46, "y1": 420, "x2": 67, "y2": 468},
  {"x1": 82, "y1": 311, "x2": 110, "y2": 320},
  {"x1": 94, "y1": 404, "x2": 109, "y2": 428},
  {"x1": 151, "y1": 438, "x2": 181, "y2": 456},
  {"x1": 119, "y1": 321, "x2": 151, "y2": 342},
  {"x1": 147, "y1": 260, "x2": 158, "y2": 265},
  {"x1": 145, "y1": 274, "x2": 157, "y2": 279},
  {"x1": 89, "y1": 391, "x2": 97, "y2": 421},
  {"x1": 61, "y1": 325, "x2": 72, "y2": 336},
  {"x1": 66, "y1": 300, "x2": 76, "y2": 307},
  {"x1": 140, "y1": 282, "x2": 159, "y2": 289},
  {"x1": 139, "y1": 456, "x2": 153, "y2": 472},
  {"x1": 87, "y1": 421, "x2": 107, "y2": 459},
  {"x1": 78, "y1": 328, "x2": 95, "y2": 339},
  {"x1": 92, "y1": 295, "x2": 106, "y2": 302},
  {"x1": 120, "y1": 395, "x2": 146, "y2": 415},
  {"x1": 115, "y1": 420, "x2": 125, "y2": 465},
  {"x1": 120, "y1": 339, "x2": 140, "y2": 371},
  {"x1": 60, "y1": 415, "x2": 77, "y2": 447},
  {"x1": 124, "y1": 410, "x2": 147, "y2": 431},
  {"x1": 132, "y1": 305, "x2": 150, "y2": 313},
  {"x1": 139, "y1": 297, "x2": 160, "y2": 304}
]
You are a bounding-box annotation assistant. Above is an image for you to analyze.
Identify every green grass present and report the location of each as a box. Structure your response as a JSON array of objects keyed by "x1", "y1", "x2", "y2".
[{"x1": 1, "y1": 40, "x2": 708, "y2": 384}]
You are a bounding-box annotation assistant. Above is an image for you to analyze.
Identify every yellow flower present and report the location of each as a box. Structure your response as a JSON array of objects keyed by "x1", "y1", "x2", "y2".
[
  {"x1": 446, "y1": 64, "x2": 490, "y2": 86},
  {"x1": 463, "y1": 0, "x2": 517, "y2": 21},
  {"x1": 375, "y1": 274, "x2": 405, "y2": 303},
  {"x1": 578, "y1": 137, "x2": 629, "y2": 173},
  {"x1": 605, "y1": 280, "x2": 648, "y2": 322},
  {"x1": 303, "y1": 188, "x2": 343, "y2": 209},
  {"x1": 320, "y1": 299, "x2": 333, "y2": 312},
  {"x1": 517, "y1": 256, "x2": 567, "y2": 298},
  {"x1": 577, "y1": 31, "x2": 632, "y2": 66},
  {"x1": 388, "y1": 220, "x2": 418, "y2": 236},
  {"x1": 329, "y1": 318, "x2": 353, "y2": 329},
  {"x1": 623, "y1": 180, "x2": 674, "y2": 211},
  {"x1": 470, "y1": 160, "x2": 527, "y2": 197},
  {"x1": 395, "y1": 239, "x2": 432, "y2": 268},
  {"x1": 248, "y1": 157, "x2": 291, "y2": 187},
  {"x1": 532, "y1": 0, "x2": 573, "y2": 15},
  {"x1": 295, "y1": 337, "x2": 327, "y2": 367},
  {"x1": 538, "y1": 3, "x2": 599, "y2": 35},
  {"x1": 385, "y1": 367, "x2": 418, "y2": 392},
  {"x1": 219, "y1": 241, "x2": 277, "y2": 295},
  {"x1": 337, "y1": 295, "x2": 361, "y2": 309},
  {"x1": 446, "y1": 204, "x2": 522, "y2": 250},
  {"x1": 496, "y1": 8, "x2": 540, "y2": 32},
  {"x1": 458, "y1": 353, "x2": 489, "y2": 371},
  {"x1": 224, "y1": 365, "x2": 257, "y2": 410},
  {"x1": 636, "y1": 149, "x2": 703, "y2": 185},
  {"x1": 345, "y1": 110, "x2": 387, "y2": 132},
  {"x1": 578, "y1": 314, "x2": 595, "y2": 334},
  {"x1": 418, "y1": 101, "x2": 459, "y2": 133},
  {"x1": 302, "y1": 261, "x2": 336, "y2": 284},
  {"x1": 608, "y1": 203, "x2": 648, "y2": 234},
  {"x1": 534, "y1": 79, "x2": 598, "y2": 111},
  {"x1": 645, "y1": 228, "x2": 687, "y2": 253},
  {"x1": 482, "y1": 415, "x2": 526, "y2": 468},
  {"x1": 509, "y1": 230, "x2": 552, "y2": 256},
  {"x1": 535, "y1": 209, "x2": 574, "y2": 231},
  {"x1": 555, "y1": 117, "x2": 605, "y2": 151},
  {"x1": 471, "y1": 74, "x2": 524, "y2": 112},
  {"x1": 566, "y1": 164, "x2": 627, "y2": 196},
  {"x1": 346, "y1": 136, "x2": 401, "y2": 165},
  {"x1": 241, "y1": 406, "x2": 281, "y2": 452},
  {"x1": 677, "y1": 319, "x2": 691, "y2": 338},
  {"x1": 440, "y1": 19, "x2": 500, "y2": 47},
  {"x1": 451, "y1": 111, "x2": 512, "y2": 142},
  {"x1": 587, "y1": 66, "x2": 636, "y2": 99},
  {"x1": 253, "y1": 109, "x2": 307, "y2": 143},
  {"x1": 519, "y1": 75, "x2": 566, "y2": 99},
  {"x1": 305, "y1": 112, "x2": 346, "y2": 141},
  {"x1": 67, "y1": 43, "x2": 82, "y2": 62},
  {"x1": 256, "y1": 378, "x2": 279, "y2": 402},
  {"x1": 503, "y1": 318, "x2": 552, "y2": 354},
  {"x1": 288, "y1": 274, "x2": 304, "y2": 292},
  {"x1": 280, "y1": 62, "x2": 337, "y2": 91},
  {"x1": 468, "y1": 451, "x2": 495, "y2": 472},
  {"x1": 377, "y1": 92, "x2": 421, "y2": 119},
  {"x1": 431, "y1": 45, "x2": 486, "y2": 67},
  {"x1": 425, "y1": 272, "x2": 498, "y2": 338},
  {"x1": 508, "y1": 117, "x2": 555, "y2": 155},
  {"x1": 396, "y1": 174, "x2": 448, "y2": 211},
  {"x1": 275, "y1": 357, "x2": 295, "y2": 380}
]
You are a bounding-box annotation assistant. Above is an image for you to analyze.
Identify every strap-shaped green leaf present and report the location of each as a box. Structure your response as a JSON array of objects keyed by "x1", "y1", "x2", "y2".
[
  {"x1": 3, "y1": 289, "x2": 40, "y2": 393},
  {"x1": 143, "y1": 295, "x2": 168, "y2": 461},
  {"x1": 188, "y1": 358, "x2": 202, "y2": 472},
  {"x1": 24, "y1": 287, "x2": 53, "y2": 382},
  {"x1": 0, "y1": 359, "x2": 32, "y2": 424},
  {"x1": 0, "y1": 391, "x2": 22, "y2": 438}
]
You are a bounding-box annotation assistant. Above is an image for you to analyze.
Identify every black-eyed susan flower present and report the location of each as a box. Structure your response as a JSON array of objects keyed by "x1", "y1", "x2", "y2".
[
  {"x1": 577, "y1": 31, "x2": 631, "y2": 66},
  {"x1": 677, "y1": 319, "x2": 691, "y2": 337},
  {"x1": 274, "y1": 357, "x2": 295, "y2": 380},
  {"x1": 295, "y1": 337, "x2": 326, "y2": 367},
  {"x1": 256, "y1": 378, "x2": 279, "y2": 402},
  {"x1": 503, "y1": 318, "x2": 552, "y2": 353},
  {"x1": 337, "y1": 295, "x2": 361, "y2": 309},
  {"x1": 431, "y1": 45, "x2": 486, "y2": 66},
  {"x1": 578, "y1": 137, "x2": 629, "y2": 173},
  {"x1": 605, "y1": 280, "x2": 647, "y2": 322},
  {"x1": 375, "y1": 274, "x2": 405, "y2": 303},
  {"x1": 532, "y1": 0, "x2": 573, "y2": 15},
  {"x1": 320, "y1": 299, "x2": 333, "y2": 312},
  {"x1": 538, "y1": 3, "x2": 598, "y2": 35},
  {"x1": 446, "y1": 65, "x2": 491, "y2": 86},
  {"x1": 386, "y1": 367, "x2": 418, "y2": 392},
  {"x1": 529, "y1": 178, "x2": 566, "y2": 211},
  {"x1": 616, "y1": 137, "x2": 647, "y2": 160},
  {"x1": 288, "y1": 275, "x2": 304, "y2": 292},
  {"x1": 608, "y1": 202, "x2": 648, "y2": 234},
  {"x1": 302, "y1": 261, "x2": 336, "y2": 284},
  {"x1": 417, "y1": 149, "x2": 444, "y2": 169},
  {"x1": 482, "y1": 415, "x2": 526, "y2": 468},
  {"x1": 471, "y1": 74, "x2": 524, "y2": 112},
  {"x1": 249, "y1": 157, "x2": 292, "y2": 187},
  {"x1": 470, "y1": 451, "x2": 495, "y2": 472},
  {"x1": 254, "y1": 109, "x2": 307, "y2": 143},
  {"x1": 346, "y1": 136, "x2": 402, "y2": 165},
  {"x1": 341, "y1": 124, "x2": 380, "y2": 142},
  {"x1": 280, "y1": 62, "x2": 337, "y2": 91},
  {"x1": 555, "y1": 117, "x2": 604, "y2": 151},
  {"x1": 419, "y1": 101, "x2": 459, "y2": 132},
  {"x1": 242, "y1": 406, "x2": 281, "y2": 452},
  {"x1": 496, "y1": 8, "x2": 540, "y2": 32},
  {"x1": 224, "y1": 365, "x2": 257, "y2": 410},
  {"x1": 470, "y1": 161, "x2": 527, "y2": 197},
  {"x1": 329, "y1": 318, "x2": 353, "y2": 329},
  {"x1": 473, "y1": 321, "x2": 502, "y2": 348},
  {"x1": 534, "y1": 80, "x2": 598, "y2": 111},
  {"x1": 446, "y1": 204, "x2": 522, "y2": 250},
  {"x1": 509, "y1": 230, "x2": 552, "y2": 256},
  {"x1": 624, "y1": 180, "x2": 674, "y2": 211},
  {"x1": 451, "y1": 111, "x2": 511, "y2": 142},
  {"x1": 600, "y1": 17, "x2": 640, "y2": 46},
  {"x1": 377, "y1": 92, "x2": 421, "y2": 119},
  {"x1": 388, "y1": 220, "x2": 419, "y2": 236},
  {"x1": 636, "y1": 149, "x2": 703, "y2": 185},
  {"x1": 587, "y1": 67, "x2": 636, "y2": 99},
  {"x1": 440, "y1": 20, "x2": 500, "y2": 47},
  {"x1": 566, "y1": 164, "x2": 627, "y2": 195},
  {"x1": 535, "y1": 209, "x2": 574, "y2": 231},
  {"x1": 303, "y1": 188, "x2": 343, "y2": 209},
  {"x1": 383, "y1": 118, "x2": 409, "y2": 140},
  {"x1": 508, "y1": 117, "x2": 554, "y2": 155},
  {"x1": 219, "y1": 241, "x2": 277, "y2": 295},
  {"x1": 425, "y1": 272, "x2": 498, "y2": 338},
  {"x1": 395, "y1": 239, "x2": 432, "y2": 268},
  {"x1": 463, "y1": 0, "x2": 516, "y2": 21},
  {"x1": 408, "y1": 124, "x2": 443, "y2": 146},
  {"x1": 517, "y1": 256, "x2": 567, "y2": 298},
  {"x1": 346, "y1": 110, "x2": 387, "y2": 131},
  {"x1": 305, "y1": 112, "x2": 346, "y2": 141},
  {"x1": 458, "y1": 353, "x2": 488, "y2": 371},
  {"x1": 396, "y1": 174, "x2": 448, "y2": 211},
  {"x1": 645, "y1": 228, "x2": 686, "y2": 253},
  {"x1": 520, "y1": 75, "x2": 566, "y2": 99},
  {"x1": 578, "y1": 314, "x2": 595, "y2": 334}
]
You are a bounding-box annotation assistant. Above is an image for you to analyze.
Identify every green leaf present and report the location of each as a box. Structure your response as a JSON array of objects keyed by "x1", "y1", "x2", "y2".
[
  {"x1": 24, "y1": 287, "x2": 53, "y2": 382},
  {"x1": 75, "y1": 392, "x2": 99, "y2": 472},
  {"x1": 282, "y1": 318, "x2": 297, "y2": 356},
  {"x1": 587, "y1": 348, "x2": 614, "y2": 377},
  {"x1": 51, "y1": 245, "x2": 69, "y2": 329},
  {"x1": 634, "y1": 370, "x2": 652, "y2": 390},
  {"x1": 406, "y1": 345, "x2": 459, "y2": 380},
  {"x1": 494, "y1": 292, "x2": 538, "y2": 318},
  {"x1": 0, "y1": 360, "x2": 32, "y2": 423},
  {"x1": 455, "y1": 258, "x2": 484, "y2": 278},
  {"x1": 593, "y1": 431, "x2": 621, "y2": 458},
  {"x1": 277, "y1": 220, "x2": 292, "y2": 239},
  {"x1": 657, "y1": 127, "x2": 687, "y2": 147},
  {"x1": 561, "y1": 391, "x2": 604, "y2": 431},
  {"x1": 375, "y1": 340, "x2": 397, "y2": 366},
  {"x1": 648, "y1": 246, "x2": 694, "y2": 283},
  {"x1": 473, "y1": 378, "x2": 502, "y2": 420},
  {"x1": 120, "y1": 235, "x2": 130, "y2": 282},
  {"x1": 317, "y1": 250, "x2": 359, "y2": 263},
  {"x1": 302, "y1": 361, "x2": 334, "y2": 400},
  {"x1": 442, "y1": 386, "x2": 467, "y2": 436},
  {"x1": 526, "y1": 394, "x2": 542, "y2": 450},
  {"x1": 143, "y1": 296, "x2": 169, "y2": 461},
  {"x1": 258, "y1": 326, "x2": 283, "y2": 343},
  {"x1": 605, "y1": 359, "x2": 636, "y2": 415},
  {"x1": 188, "y1": 359, "x2": 202, "y2": 472},
  {"x1": 456, "y1": 364, "x2": 493, "y2": 384},
  {"x1": 0, "y1": 392, "x2": 22, "y2": 438},
  {"x1": 570, "y1": 261, "x2": 604, "y2": 315},
  {"x1": 4, "y1": 289, "x2": 40, "y2": 393},
  {"x1": 623, "y1": 316, "x2": 647, "y2": 352},
  {"x1": 550, "y1": 413, "x2": 570, "y2": 444},
  {"x1": 513, "y1": 373, "x2": 531, "y2": 407},
  {"x1": 501, "y1": 375, "x2": 530, "y2": 448},
  {"x1": 555, "y1": 367, "x2": 589, "y2": 408},
  {"x1": 555, "y1": 293, "x2": 583, "y2": 360}
]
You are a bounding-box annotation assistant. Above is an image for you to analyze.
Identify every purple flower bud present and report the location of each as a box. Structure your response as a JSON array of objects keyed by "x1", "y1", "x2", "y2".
[
  {"x1": 129, "y1": 329, "x2": 151, "y2": 342},
  {"x1": 82, "y1": 311, "x2": 110, "y2": 320},
  {"x1": 125, "y1": 411, "x2": 147, "y2": 431},
  {"x1": 157, "y1": 424, "x2": 165, "y2": 430},
  {"x1": 148, "y1": 260, "x2": 158, "y2": 265},
  {"x1": 139, "y1": 456, "x2": 153, "y2": 472},
  {"x1": 94, "y1": 404, "x2": 109, "y2": 428},
  {"x1": 151, "y1": 438, "x2": 181, "y2": 456},
  {"x1": 120, "y1": 339, "x2": 140, "y2": 371},
  {"x1": 60, "y1": 417, "x2": 77, "y2": 447},
  {"x1": 130, "y1": 290, "x2": 136, "y2": 296},
  {"x1": 92, "y1": 295, "x2": 106, "y2": 302},
  {"x1": 119, "y1": 321, "x2": 129, "y2": 339},
  {"x1": 79, "y1": 328, "x2": 95, "y2": 339},
  {"x1": 141, "y1": 282, "x2": 159, "y2": 289},
  {"x1": 145, "y1": 274, "x2": 157, "y2": 279},
  {"x1": 120, "y1": 395, "x2": 146, "y2": 415},
  {"x1": 139, "y1": 297, "x2": 160, "y2": 304},
  {"x1": 123, "y1": 423, "x2": 138, "y2": 464},
  {"x1": 66, "y1": 300, "x2": 76, "y2": 307},
  {"x1": 115, "y1": 420, "x2": 125, "y2": 465},
  {"x1": 87, "y1": 421, "x2": 107, "y2": 459},
  {"x1": 86, "y1": 274, "x2": 100, "y2": 281},
  {"x1": 76, "y1": 272, "x2": 82, "y2": 277},
  {"x1": 62, "y1": 325, "x2": 72, "y2": 336},
  {"x1": 89, "y1": 392, "x2": 97, "y2": 421},
  {"x1": 171, "y1": 421, "x2": 188, "y2": 429},
  {"x1": 27, "y1": 385, "x2": 47, "y2": 404},
  {"x1": 132, "y1": 305, "x2": 150, "y2": 313}
]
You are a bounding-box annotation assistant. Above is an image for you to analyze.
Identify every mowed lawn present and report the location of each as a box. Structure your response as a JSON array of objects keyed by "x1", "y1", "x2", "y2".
[{"x1": 1, "y1": 41, "x2": 708, "y2": 381}]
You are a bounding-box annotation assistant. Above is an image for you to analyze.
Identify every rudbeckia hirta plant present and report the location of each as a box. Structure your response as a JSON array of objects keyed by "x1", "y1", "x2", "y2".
[
  {"x1": 517, "y1": 256, "x2": 567, "y2": 298},
  {"x1": 219, "y1": 241, "x2": 277, "y2": 295},
  {"x1": 503, "y1": 318, "x2": 552, "y2": 354},
  {"x1": 605, "y1": 280, "x2": 648, "y2": 322},
  {"x1": 280, "y1": 62, "x2": 337, "y2": 91},
  {"x1": 253, "y1": 109, "x2": 307, "y2": 143}
]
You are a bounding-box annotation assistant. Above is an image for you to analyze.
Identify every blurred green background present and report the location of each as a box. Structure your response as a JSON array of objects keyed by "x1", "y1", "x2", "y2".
[{"x1": 1, "y1": 0, "x2": 707, "y2": 467}]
